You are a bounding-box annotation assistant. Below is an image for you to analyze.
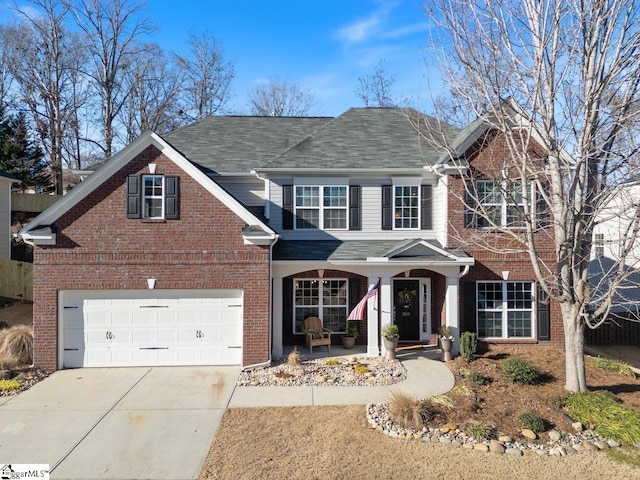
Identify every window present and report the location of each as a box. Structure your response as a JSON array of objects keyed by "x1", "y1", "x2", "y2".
[
  {"x1": 126, "y1": 174, "x2": 179, "y2": 220},
  {"x1": 143, "y1": 175, "x2": 164, "y2": 219},
  {"x1": 293, "y1": 279, "x2": 348, "y2": 333},
  {"x1": 475, "y1": 180, "x2": 527, "y2": 228},
  {"x1": 394, "y1": 186, "x2": 419, "y2": 229},
  {"x1": 294, "y1": 186, "x2": 347, "y2": 229},
  {"x1": 477, "y1": 281, "x2": 533, "y2": 338},
  {"x1": 595, "y1": 233, "x2": 605, "y2": 258}
]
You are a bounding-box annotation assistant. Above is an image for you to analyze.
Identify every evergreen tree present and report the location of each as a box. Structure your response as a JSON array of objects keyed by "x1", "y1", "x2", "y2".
[{"x1": 0, "y1": 107, "x2": 50, "y2": 192}]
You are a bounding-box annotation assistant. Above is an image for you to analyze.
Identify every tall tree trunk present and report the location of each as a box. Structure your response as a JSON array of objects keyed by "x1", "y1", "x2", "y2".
[{"x1": 561, "y1": 302, "x2": 587, "y2": 392}]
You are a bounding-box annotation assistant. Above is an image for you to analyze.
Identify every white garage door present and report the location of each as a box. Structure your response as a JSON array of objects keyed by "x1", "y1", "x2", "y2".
[{"x1": 61, "y1": 289, "x2": 243, "y2": 368}]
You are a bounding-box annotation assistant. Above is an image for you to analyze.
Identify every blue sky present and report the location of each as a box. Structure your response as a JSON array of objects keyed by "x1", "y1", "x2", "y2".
[
  {"x1": 147, "y1": 0, "x2": 436, "y2": 116},
  {"x1": 2, "y1": 0, "x2": 438, "y2": 116}
]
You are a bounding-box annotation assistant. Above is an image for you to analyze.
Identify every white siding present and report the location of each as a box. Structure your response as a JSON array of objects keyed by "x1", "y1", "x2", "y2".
[
  {"x1": 269, "y1": 177, "x2": 445, "y2": 241},
  {"x1": 0, "y1": 179, "x2": 11, "y2": 259},
  {"x1": 434, "y1": 177, "x2": 448, "y2": 247},
  {"x1": 215, "y1": 177, "x2": 265, "y2": 207}
]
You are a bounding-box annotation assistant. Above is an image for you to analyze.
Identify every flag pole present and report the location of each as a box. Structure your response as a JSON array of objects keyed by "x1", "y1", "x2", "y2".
[{"x1": 377, "y1": 277, "x2": 382, "y2": 355}]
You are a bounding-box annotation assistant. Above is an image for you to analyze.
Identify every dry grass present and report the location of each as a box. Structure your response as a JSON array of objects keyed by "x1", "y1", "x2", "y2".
[
  {"x1": 0, "y1": 325, "x2": 33, "y2": 367},
  {"x1": 200, "y1": 346, "x2": 640, "y2": 479},
  {"x1": 199, "y1": 406, "x2": 639, "y2": 480}
]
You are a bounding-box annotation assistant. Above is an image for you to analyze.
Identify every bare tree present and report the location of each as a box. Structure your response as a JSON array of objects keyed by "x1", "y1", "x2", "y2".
[
  {"x1": 248, "y1": 76, "x2": 317, "y2": 116},
  {"x1": 425, "y1": 0, "x2": 640, "y2": 392},
  {"x1": 70, "y1": 0, "x2": 155, "y2": 159},
  {"x1": 175, "y1": 30, "x2": 235, "y2": 121},
  {"x1": 0, "y1": 26, "x2": 16, "y2": 111},
  {"x1": 120, "y1": 43, "x2": 184, "y2": 142},
  {"x1": 6, "y1": 0, "x2": 79, "y2": 194},
  {"x1": 354, "y1": 59, "x2": 397, "y2": 107}
]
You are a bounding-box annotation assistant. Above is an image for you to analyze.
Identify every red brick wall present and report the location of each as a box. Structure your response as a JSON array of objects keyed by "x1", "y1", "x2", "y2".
[
  {"x1": 446, "y1": 131, "x2": 563, "y2": 347},
  {"x1": 33, "y1": 145, "x2": 271, "y2": 370}
]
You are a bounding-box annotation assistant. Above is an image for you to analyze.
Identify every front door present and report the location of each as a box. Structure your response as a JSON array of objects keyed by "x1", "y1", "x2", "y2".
[{"x1": 393, "y1": 279, "x2": 420, "y2": 341}]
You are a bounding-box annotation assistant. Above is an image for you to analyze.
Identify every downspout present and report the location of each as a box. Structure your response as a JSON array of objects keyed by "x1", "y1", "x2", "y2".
[
  {"x1": 241, "y1": 234, "x2": 279, "y2": 371},
  {"x1": 458, "y1": 264, "x2": 470, "y2": 278}
]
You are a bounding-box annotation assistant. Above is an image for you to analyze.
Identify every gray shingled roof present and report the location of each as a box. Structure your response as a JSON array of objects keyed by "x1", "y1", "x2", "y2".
[
  {"x1": 0, "y1": 170, "x2": 18, "y2": 181},
  {"x1": 273, "y1": 239, "x2": 471, "y2": 262},
  {"x1": 263, "y1": 108, "x2": 460, "y2": 169},
  {"x1": 162, "y1": 116, "x2": 330, "y2": 175},
  {"x1": 161, "y1": 108, "x2": 459, "y2": 174}
]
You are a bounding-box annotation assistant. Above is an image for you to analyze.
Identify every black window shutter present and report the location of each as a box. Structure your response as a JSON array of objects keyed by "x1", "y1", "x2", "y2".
[
  {"x1": 283, "y1": 278, "x2": 293, "y2": 337},
  {"x1": 348, "y1": 278, "x2": 361, "y2": 313},
  {"x1": 463, "y1": 281, "x2": 477, "y2": 333},
  {"x1": 537, "y1": 284, "x2": 550, "y2": 340},
  {"x1": 536, "y1": 182, "x2": 550, "y2": 229},
  {"x1": 349, "y1": 185, "x2": 361, "y2": 231},
  {"x1": 282, "y1": 185, "x2": 293, "y2": 230},
  {"x1": 382, "y1": 185, "x2": 392, "y2": 230},
  {"x1": 164, "y1": 176, "x2": 179, "y2": 220},
  {"x1": 464, "y1": 187, "x2": 476, "y2": 228},
  {"x1": 421, "y1": 184, "x2": 433, "y2": 230},
  {"x1": 126, "y1": 174, "x2": 141, "y2": 219}
]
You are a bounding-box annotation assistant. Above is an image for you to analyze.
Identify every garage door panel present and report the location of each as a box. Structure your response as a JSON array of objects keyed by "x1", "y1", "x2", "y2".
[{"x1": 62, "y1": 289, "x2": 243, "y2": 368}]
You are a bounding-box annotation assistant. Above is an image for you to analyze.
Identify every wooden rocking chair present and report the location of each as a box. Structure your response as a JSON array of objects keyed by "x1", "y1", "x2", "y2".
[{"x1": 303, "y1": 316, "x2": 332, "y2": 353}]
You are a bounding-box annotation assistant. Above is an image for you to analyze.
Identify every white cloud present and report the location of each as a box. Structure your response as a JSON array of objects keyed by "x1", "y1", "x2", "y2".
[{"x1": 335, "y1": 14, "x2": 381, "y2": 44}]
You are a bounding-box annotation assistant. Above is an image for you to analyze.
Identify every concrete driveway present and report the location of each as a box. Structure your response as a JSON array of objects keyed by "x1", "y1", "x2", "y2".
[{"x1": 0, "y1": 366, "x2": 240, "y2": 479}]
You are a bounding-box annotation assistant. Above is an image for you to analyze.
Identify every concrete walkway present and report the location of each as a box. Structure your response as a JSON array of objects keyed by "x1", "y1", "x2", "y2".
[{"x1": 0, "y1": 346, "x2": 453, "y2": 480}]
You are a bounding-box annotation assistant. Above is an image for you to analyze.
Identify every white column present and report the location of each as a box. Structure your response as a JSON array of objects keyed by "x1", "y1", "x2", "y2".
[
  {"x1": 366, "y1": 277, "x2": 381, "y2": 356},
  {"x1": 445, "y1": 275, "x2": 460, "y2": 355},
  {"x1": 378, "y1": 276, "x2": 392, "y2": 357},
  {"x1": 272, "y1": 276, "x2": 283, "y2": 358}
]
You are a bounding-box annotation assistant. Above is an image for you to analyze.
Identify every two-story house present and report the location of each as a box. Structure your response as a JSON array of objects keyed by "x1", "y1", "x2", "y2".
[{"x1": 18, "y1": 108, "x2": 561, "y2": 371}]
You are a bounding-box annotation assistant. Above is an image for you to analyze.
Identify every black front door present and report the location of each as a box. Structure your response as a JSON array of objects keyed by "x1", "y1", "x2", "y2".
[{"x1": 393, "y1": 279, "x2": 420, "y2": 340}]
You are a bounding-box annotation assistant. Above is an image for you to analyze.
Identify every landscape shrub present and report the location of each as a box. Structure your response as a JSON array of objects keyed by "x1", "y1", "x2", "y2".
[
  {"x1": 467, "y1": 370, "x2": 488, "y2": 386},
  {"x1": 501, "y1": 356, "x2": 539, "y2": 384},
  {"x1": 286, "y1": 348, "x2": 302, "y2": 366},
  {"x1": 459, "y1": 332, "x2": 477, "y2": 361},
  {"x1": 517, "y1": 412, "x2": 545, "y2": 433},
  {"x1": 0, "y1": 325, "x2": 33, "y2": 366},
  {"x1": 592, "y1": 357, "x2": 636, "y2": 378},
  {"x1": 466, "y1": 422, "x2": 493, "y2": 439},
  {"x1": 547, "y1": 394, "x2": 568, "y2": 409},
  {"x1": 0, "y1": 379, "x2": 21, "y2": 393},
  {"x1": 354, "y1": 364, "x2": 370, "y2": 375},
  {"x1": 387, "y1": 391, "x2": 432, "y2": 430},
  {"x1": 324, "y1": 358, "x2": 340, "y2": 366}
]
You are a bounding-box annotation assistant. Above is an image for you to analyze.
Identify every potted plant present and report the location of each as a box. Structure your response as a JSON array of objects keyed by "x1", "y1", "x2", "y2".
[
  {"x1": 341, "y1": 322, "x2": 359, "y2": 349},
  {"x1": 382, "y1": 323, "x2": 399, "y2": 360},
  {"x1": 439, "y1": 325, "x2": 454, "y2": 361}
]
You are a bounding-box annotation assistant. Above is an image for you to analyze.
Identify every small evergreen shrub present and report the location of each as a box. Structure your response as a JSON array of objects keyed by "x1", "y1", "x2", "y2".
[
  {"x1": 547, "y1": 394, "x2": 567, "y2": 409},
  {"x1": 324, "y1": 358, "x2": 340, "y2": 366},
  {"x1": 517, "y1": 412, "x2": 545, "y2": 433},
  {"x1": 459, "y1": 332, "x2": 477, "y2": 361},
  {"x1": 502, "y1": 356, "x2": 539, "y2": 384},
  {"x1": 467, "y1": 370, "x2": 488, "y2": 386},
  {"x1": 466, "y1": 422, "x2": 493, "y2": 439},
  {"x1": 0, "y1": 379, "x2": 21, "y2": 393},
  {"x1": 354, "y1": 364, "x2": 370, "y2": 375}
]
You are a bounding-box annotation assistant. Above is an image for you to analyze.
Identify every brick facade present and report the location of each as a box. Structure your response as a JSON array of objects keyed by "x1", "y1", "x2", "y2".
[
  {"x1": 33, "y1": 145, "x2": 271, "y2": 370},
  {"x1": 447, "y1": 131, "x2": 563, "y2": 347}
]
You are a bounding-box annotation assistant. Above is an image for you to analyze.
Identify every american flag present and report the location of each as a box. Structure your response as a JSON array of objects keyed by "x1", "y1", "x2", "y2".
[{"x1": 347, "y1": 283, "x2": 379, "y2": 320}]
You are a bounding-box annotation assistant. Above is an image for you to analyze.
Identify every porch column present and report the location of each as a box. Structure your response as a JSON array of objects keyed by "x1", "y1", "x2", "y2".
[
  {"x1": 445, "y1": 274, "x2": 460, "y2": 355},
  {"x1": 366, "y1": 277, "x2": 381, "y2": 357},
  {"x1": 272, "y1": 276, "x2": 283, "y2": 358},
  {"x1": 378, "y1": 276, "x2": 392, "y2": 357}
]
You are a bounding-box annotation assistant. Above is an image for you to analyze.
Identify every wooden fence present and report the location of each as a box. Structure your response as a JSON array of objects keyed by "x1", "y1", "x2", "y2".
[
  {"x1": 585, "y1": 316, "x2": 640, "y2": 346},
  {"x1": 0, "y1": 258, "x2": 33, "y2": 301}
]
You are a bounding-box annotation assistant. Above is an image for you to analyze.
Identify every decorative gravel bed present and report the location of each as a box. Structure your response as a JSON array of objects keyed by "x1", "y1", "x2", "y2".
[
  {"x1": 0, "y1": 368, "x2": 50, "y2": 396},
  {"x1": 236, "y1": 356, "x2": 407, "y2": 387},
  {"x1": 366, "y1": 402, "x2": 624, "y2": 457}
]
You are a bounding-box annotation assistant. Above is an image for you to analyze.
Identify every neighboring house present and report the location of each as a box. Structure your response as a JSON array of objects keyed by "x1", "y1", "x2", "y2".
[
  {"x1": 0, "y1": 170, "x2": 20, "y2": 259},
  {"x1": 19, "y1": 108, "x2": 561, "y2": 371}
]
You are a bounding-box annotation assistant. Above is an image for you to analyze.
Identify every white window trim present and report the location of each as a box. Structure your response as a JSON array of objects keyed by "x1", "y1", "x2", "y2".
[
  {"x1": 293, "y1": 278, "x2": 349, "y2": 334},
  {"x1": 142, "y1": 174, "x2": 165, "y2": 219},
  {"x1": 476, "y1": 280, "x2": 535, "y2": 339},
  {"x1": 294, "y1": 185, "x2": 349, "y2": 230},
  {"x1": 476, "y1": 180, "x2": 532, "y2": 228},
  {"x1": 393, "y1": 185, "x2": 420, "y2": 230}
]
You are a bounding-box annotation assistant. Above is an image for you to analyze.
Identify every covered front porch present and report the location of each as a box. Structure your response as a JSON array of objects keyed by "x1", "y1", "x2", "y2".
[{"x1": 271, "y1": 239, "x2": 475, "y2": 360}]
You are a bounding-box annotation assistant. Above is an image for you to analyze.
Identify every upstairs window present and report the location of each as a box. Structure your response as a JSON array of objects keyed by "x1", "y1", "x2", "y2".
[
  {"x1": 470, "y1": 180, "x2": 528, "y2": 228},
  {"x1": 294, "y1": 185, "x2": 347, "y2": 229},
  {"x1": 394, "y1": 185, "x2": 419, "y2": 229},
  {"x1": 126, "y1": 174, "x2": 179, "y2": 220}
]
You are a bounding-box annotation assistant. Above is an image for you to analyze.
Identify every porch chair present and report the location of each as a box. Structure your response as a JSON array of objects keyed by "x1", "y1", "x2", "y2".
[{"x1": 303, "y1": 316, "x2": 332, "y2": 353}]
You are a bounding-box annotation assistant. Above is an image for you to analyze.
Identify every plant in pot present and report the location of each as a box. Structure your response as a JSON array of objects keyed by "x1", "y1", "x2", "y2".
[
  {"x1": 341, "y1": 322, "x2": 359, "y2": 349},
  {"x1": 439, "y1": 325, "x2": 454, "y2": 361},
  {"x1": 382, "y1": 323, "x2": 399, "y2": 360}
]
